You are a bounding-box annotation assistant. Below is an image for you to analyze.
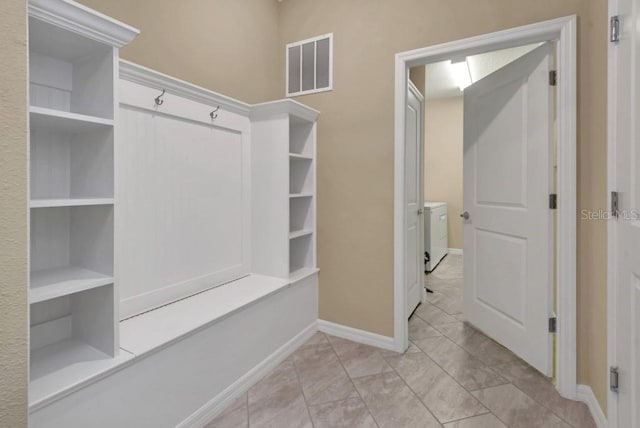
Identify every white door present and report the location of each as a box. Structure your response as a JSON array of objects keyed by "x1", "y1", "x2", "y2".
[
  {"x1": 463, "y1": 43, "x2": 554, "y2": 375},
  {"x1": 406, "y1": 81, "x2": 425, "y2": 316},
  {"x1": 609, "y1": 2, "x2": 640, "y2": 425}
]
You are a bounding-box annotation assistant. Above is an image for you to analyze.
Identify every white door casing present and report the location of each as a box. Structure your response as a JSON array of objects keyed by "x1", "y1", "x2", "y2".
[
  {"x1": 395, "y1": 17, "x2": 576, "y2": 396},
  {"x1": 463, "y1": 43, "x2": 554, "y2": 375},
  {"x1": 608, "y1": 1, "x2": 639, "y2": 425},
  {"x1": 406, "y1": 81, "x2": 425, "y2": 316}
]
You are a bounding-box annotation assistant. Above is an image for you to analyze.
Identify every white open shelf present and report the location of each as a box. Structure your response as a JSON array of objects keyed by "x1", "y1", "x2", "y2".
[
  {"x1": 289, "y1": 229, "x2": 313, "y2": 239},
  {"x1": 290, "y1": 193, "x2": 313, "y2": 199},
  {"x1": 30, "y1": 106, "x2": 114, "y2": 132},
  {"x1": 30, "y1": 198, "x2": 114, "y2": 208},
  {"x1": 289, "y1": 153, "x2": 313, "y2": 160},
  {"x1": 290, "y1": 196, "x2": 313, "y2": 234},
  {"x1": 290, "y1": 156, "x2": 313, "y2": 194},
  {"x1": 30, "y1": 266, "x2": 113, "y2": 304},
  {"x1": 30, "y1": 114, "x2": 114, "y2": 201},
  {"x1": 289, "y1": 116, "x2": 314, "y2": 156},
  {"x1": 30, "y1": 338, "x2": 133, "y2": 408},
  {"x1": 29, "y1": 17, "x2": 115, "y2": 120},
  {"x1": 27, "y1": 0, "x2": 138, "y2": 412},
  {"x1": 289, "y1": 233, "x2": 313, "y2": 274}
]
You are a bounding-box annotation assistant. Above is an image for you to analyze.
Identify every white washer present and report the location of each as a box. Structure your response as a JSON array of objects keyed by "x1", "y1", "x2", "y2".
[{"x1": 424, "y1": 202, "x2": 448, "y2": 272}]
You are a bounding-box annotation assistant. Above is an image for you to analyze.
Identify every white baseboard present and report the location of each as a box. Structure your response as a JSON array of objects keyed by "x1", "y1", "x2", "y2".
[
  {"x1": 317, "y1": 319, "x2": 395, "y2": 351},
  {"x1": 448, "y1": 248, "x2": 463, "y2": 255},
  {"x1": 178, "y1": 321, "x2": 319, "y2": 428},
  {"x1": 576, "y1": 384, "x2": 607, "y2": 428}
]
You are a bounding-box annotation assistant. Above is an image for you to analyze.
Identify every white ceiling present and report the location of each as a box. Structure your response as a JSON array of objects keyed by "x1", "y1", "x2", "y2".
[{"x1": 423, "y1": 43, "x2": 542, "y2": 100}]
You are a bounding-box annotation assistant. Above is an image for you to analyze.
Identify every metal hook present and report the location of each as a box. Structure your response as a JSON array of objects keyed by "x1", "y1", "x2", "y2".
[
  {"x1": 155, "y1": 89, "x2": 166, "y2": 106},
  {"x1": 210, "y1": 106, "x2": 220, "y2": 120}
]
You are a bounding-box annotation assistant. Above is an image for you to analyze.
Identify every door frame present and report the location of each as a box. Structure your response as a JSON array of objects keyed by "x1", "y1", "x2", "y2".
[
  {"x1": 393, "y1": 15, "x2": 577, "y2": 399},
  {"x1": 606, "y1": 0, "x2": 630, "y2": 425}
]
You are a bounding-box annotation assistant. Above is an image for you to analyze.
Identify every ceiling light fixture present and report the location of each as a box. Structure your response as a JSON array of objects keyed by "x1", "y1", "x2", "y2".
[{"x1": 450, "y1": 58, "x2": 472, "y2": 91}]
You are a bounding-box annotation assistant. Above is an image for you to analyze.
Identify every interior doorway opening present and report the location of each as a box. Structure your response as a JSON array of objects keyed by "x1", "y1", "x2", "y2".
[
  {"x1": 408, "y1": 40, "x2": 558, "y2": 376},
  {"x1": 394, "y1": 16, "x2": 577, "y2": 399}
]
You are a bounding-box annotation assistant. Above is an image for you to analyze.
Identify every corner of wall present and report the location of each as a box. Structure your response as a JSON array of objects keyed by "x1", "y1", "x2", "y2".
[{"x1": 0, "y1": 0, "x2": 29, "y2": 426}]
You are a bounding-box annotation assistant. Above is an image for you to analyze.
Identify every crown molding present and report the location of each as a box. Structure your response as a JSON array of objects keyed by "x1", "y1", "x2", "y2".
[
  {"x1": 29, "y1": 0, "x2": 139, "y2": 48},
  {"x1": 251, "y1": 99, "x2": 320, "y2": 123}
]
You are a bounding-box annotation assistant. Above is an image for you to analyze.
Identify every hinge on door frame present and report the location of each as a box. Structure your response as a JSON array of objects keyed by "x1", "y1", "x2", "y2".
[
  {"x1": 548, "y1": 317, "x2": 557, "y2": 333},
  {"x1": 610, "y1": 16, "x2": 621, "y2": 43},
  {"x1": 549, "y1": 70, "x2": 557, "y2": 86},
  {"x1": 611, "y1": 191, "x2": 619, "y2": 218},
  {"x1": 610, "y1": 366, "x2": 619, "y2": 392},
  {"x1": 549, "y1": 194, "x2": 557, "y2": 210}
]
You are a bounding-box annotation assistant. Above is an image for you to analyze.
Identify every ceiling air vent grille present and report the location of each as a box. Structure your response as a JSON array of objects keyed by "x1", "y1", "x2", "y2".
[{"x1": 286, "y1": 33, "x2": 333, "y2": 97}]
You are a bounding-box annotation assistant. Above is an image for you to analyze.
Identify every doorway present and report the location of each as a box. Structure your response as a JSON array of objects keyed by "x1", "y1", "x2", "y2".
[{"x1": 394, "y1": 16, "x2": 577, "y2": 399}]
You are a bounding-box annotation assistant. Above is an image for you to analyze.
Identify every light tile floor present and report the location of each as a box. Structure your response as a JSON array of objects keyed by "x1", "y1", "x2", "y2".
[{"x1": 205, "y1": 254, "x2": 595, "y2": 428}]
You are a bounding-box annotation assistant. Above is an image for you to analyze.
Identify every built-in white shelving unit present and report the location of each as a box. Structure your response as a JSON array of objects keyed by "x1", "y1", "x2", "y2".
[
  {"x1": 27, "y1": 0, "x2": 138, "y2": 409},
  {"x1": 251, "y1": 101, "x2": 319, "y2": 280}
]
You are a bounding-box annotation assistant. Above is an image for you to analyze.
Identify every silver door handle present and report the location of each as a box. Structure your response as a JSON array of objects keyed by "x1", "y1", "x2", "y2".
[
  {"x1": 417, "y1": 208, "x2": 424, "y2": 215},
  {"x1": 460, "y1": 211, "x2": 470, "y2": 220}
]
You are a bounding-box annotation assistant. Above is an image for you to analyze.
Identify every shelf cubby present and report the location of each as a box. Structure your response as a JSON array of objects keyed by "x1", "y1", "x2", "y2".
[
  {"x1": 29, "y1": 18, "x2": 115, "y2": 119},
  {"x1": 29, "y1": 284, "x2": 120, "y2": 406},
  {"x1": 289, "y1": 116, "x2": 314, "y2": 156},
  {"x1": 30, "y1": 205, "x2": 114, "y2": 303},
  {"x1": 290, "y1": 196, "x2": 313, "y2": 234},
  {"x1": 290, "y1": 156, "x2": 313, "y2": 194},
  {"x1": 30, "y1": 118, "x2": 113, "y2": 200},
  {"x1": 289, "y1": 233, "x2": 314, "y2": 274}
]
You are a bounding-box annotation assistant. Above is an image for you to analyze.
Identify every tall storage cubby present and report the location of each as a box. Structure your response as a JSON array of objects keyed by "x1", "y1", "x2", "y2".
[
  {"x1": 251, "y1": 101, "x2": 319, "y2": 280},
  {"x1": 27, "y1": 0, "x2": 138, "y2": 407}
]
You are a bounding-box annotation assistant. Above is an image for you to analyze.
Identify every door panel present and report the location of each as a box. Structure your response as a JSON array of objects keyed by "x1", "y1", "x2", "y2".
[
  {"x1": 475, "y1": 229, "x2": 527, "y2": 324},
  {"x1": 475, "y1": 78, "x2": 527, "y2": 207},
  {"x1": 463, "y1": 43, "x2": 553, "y2": 375},
  {"x1": 609, "y1": 0, "x2": 640, "y2": 423},
  {"x1": 406, "y1": 82, "x2": 424, "y2": 315}
]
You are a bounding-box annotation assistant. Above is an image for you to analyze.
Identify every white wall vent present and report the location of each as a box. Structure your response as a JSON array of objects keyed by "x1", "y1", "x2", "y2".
[{"x1": 286, "y1": 33, "x2": 333, "y2": 97}]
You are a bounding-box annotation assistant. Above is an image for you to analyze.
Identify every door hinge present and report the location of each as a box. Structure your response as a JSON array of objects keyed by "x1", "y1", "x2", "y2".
[
  {"x1": 611, "y1": 191, "x2": 619, "y2": 218},
  {"x1": 548, "y1": 317, "x2": 557, "y2": 333},
  {"x1": 610, "y1": 366, "x2": 619, "y2": 392},
  {"x1": 549, "y1": 194, "x2": 557, "y2": 210},
  {"x1": 610, "y1": 16, "x2": 621, "y2": 43},
  {"x1": 549, "y1": 70, "x2": 557, "y2": 86}
]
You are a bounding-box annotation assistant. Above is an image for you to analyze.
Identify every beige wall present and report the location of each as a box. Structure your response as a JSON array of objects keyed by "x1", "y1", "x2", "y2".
[
  {"x1": 409, "y1": 66, "x2": 425, "y2": 97},
  {"x1": 278, "y1": 0, "x2": 608, "y2": 410},
  {"x1": 79, "y1": 0, "x2": 282, "y2": 104},
  {"x1": 0, "y1": 0, "x2": 28, "y2": 426},
  {"x1": 424, "y1": 97, "x2": 463, "y2": 249}
]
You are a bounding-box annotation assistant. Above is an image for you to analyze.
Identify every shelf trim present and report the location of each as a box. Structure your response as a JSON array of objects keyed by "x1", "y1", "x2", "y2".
[
  {"x1": 289, "y1": 153, "x2": 314, "y2": 160},
  {"x1": 289, "y1": 229, "x2": 313, "y2": 239},
  {"x1": 30, "y1": 198, "x2": 114, "y2": 208},
  {"x1": 289, "y1": 193, "x2": 314, "y2": 199},
  {"x1": 29, "y1": 0, "x2": 139, "y2": 48},
  {"x1": 30, "y1": 266, "x2": 114, "y2": 304},
  {"x1": 289, "y1": 267, "x2": 319, "y2": 282},
  {"x1": 251, "y1": 99, "x2": 320, "y2": 122},
  {"x1": 30, "y1": 106, "x2": 115, "y2": 127}
]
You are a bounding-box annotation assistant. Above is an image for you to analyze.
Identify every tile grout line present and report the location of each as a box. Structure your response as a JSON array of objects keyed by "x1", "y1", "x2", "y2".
[
  {"x1": 325, "y1": 334, "x2": 381, "y2": 428},
  {"x1": 245, "y1": 390, "x2": 249, "y2": 428},
  {"x1": 383, "y1": 352, "x2": 483, "y2": 427},
  {"x1": 382, "y1": 338, "x2": 492, "y2": 425},
  {"x1": 502, "y1": 374, "x2": 585, "y2": 428},
  {"x1": 290, "y1": 350, "x2": 319, "y2": 428},
  {"x1": 424, "y1": 257, "x2": 585, "y2": 427}
]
